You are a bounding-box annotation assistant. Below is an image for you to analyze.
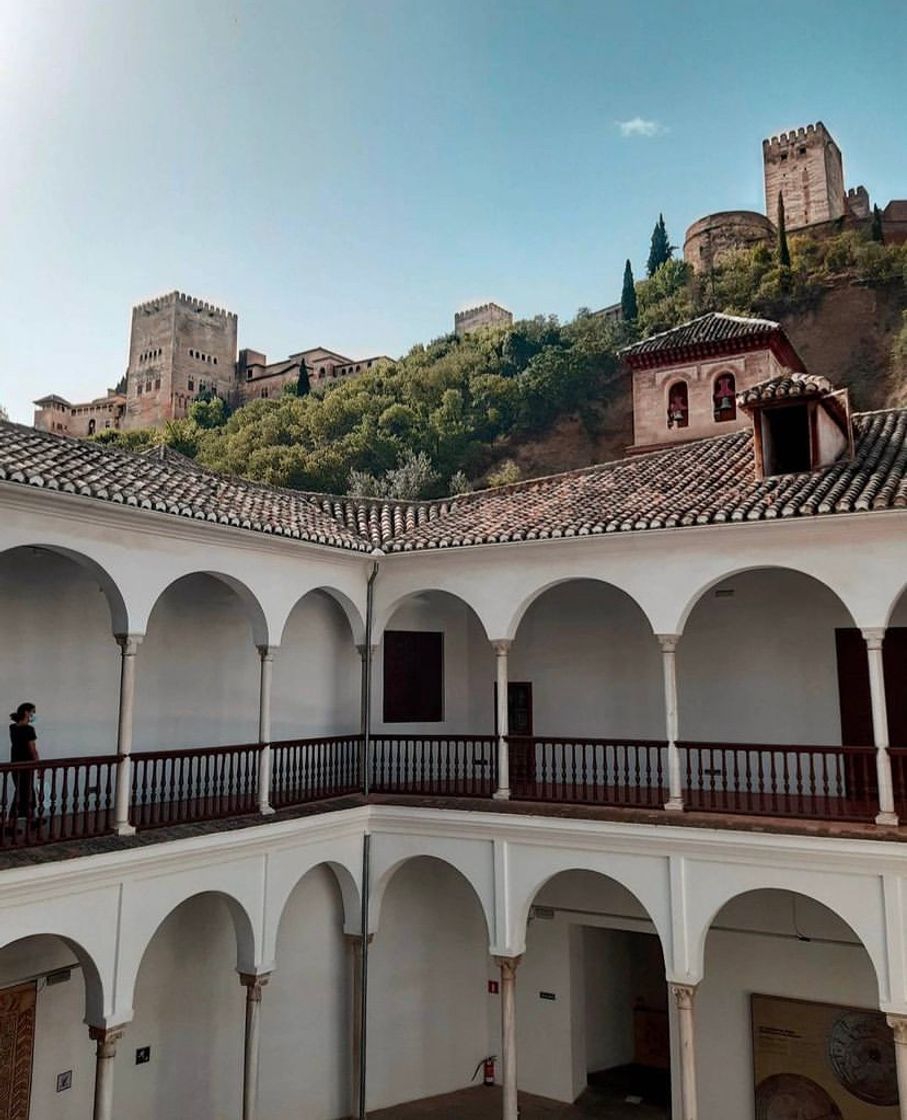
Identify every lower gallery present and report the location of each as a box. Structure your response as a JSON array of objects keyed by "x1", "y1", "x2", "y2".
[{"x1": 2, "y1": 320, "x2": 907, "y2": 1120}]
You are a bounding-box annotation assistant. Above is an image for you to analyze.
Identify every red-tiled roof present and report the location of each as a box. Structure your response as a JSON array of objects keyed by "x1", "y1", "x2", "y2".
[
  {"x1": 737, "y1": 372, "x2": 835, "y2": 407},
  {"x1": 620, "y1": 312, "x2": 780, "y2": 359}
]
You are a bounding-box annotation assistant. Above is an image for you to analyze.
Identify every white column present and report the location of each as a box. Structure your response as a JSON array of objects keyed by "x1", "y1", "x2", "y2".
[
  {"x1": 863, "y1": 628, "x2": 899, "y2": 826},
  {"x1": 492, "y1": 640, "x2": 512, "y2": 800},
  {"x1": 240, "y1": 972, "x2": 270, "y2": 1120},
  {"x1": 494, "y1": 955, "x2": 521, "y2": 1120},
  {"x1": 257, "y1": 647, "x2": 276, "y2": 815},
  {"x1": 671, "y1": 983, "x2": 698, "y2": 1120},
  {"x1": 886, "y1": 1014, "x2": 907, "y2": 1119},
  {"x1": 113, "y1": 635, "x2": 142, "y2": 836},
  {"x1": 89, "y1": 1025, "x2": 125, "y2": 1120},
  {"x1": 659, "y1": 635, "x2": 684, "y2": 811}
]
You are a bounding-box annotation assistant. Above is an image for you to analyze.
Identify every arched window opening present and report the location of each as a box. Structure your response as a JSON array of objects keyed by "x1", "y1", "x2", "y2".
[
  {"x1": 667, "y1": 381, "x2": 689, "y2": 429},
  {"x1": 713, "y1": 372, "x2": 737, "y2": 421}
]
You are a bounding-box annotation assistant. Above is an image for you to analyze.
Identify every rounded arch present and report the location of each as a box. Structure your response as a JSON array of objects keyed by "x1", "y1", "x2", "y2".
[
  {"x1": 146, "y1": 570, "x2": 270, "y2": 647},
  {"x1": 370, "y1": 854, "x2": 494, "y2": 945},
  {"x1": 118, "y1": 887, "x2": 260, "y2": 1014},
  {"x1": 884, "y1": 578, "x2": 907, "y2": 629},
  {"x1": 688, "y1": 879, "x2": 887, "y2": 996},
  {"x1": 269, "y1": 859, "x2": 362, "y2": 955},
  {"x1": 373, "y1": 587, "x2": 492, "y2": 645},
  {"x1": 278, "y1": 586, "x2": 365, "y2": 647},
  {"x1": 0, "y1": 931, "x2": 107, "y2": 1024},
  {"x1": 666, "y1": 378, "x2": 689, "y2": 429},
  {"x1": 674, "y1": 563, "x2": 857, "y2": 637},
  {"x1": 505, "y1": 575, "x2": 656, "y2": 643},
  {"x1": 514, "y1": 864, "x2": 671, "y2": 964},
  {"x1": 0, "y1": 543, "x2": 130, "y2": 635}
]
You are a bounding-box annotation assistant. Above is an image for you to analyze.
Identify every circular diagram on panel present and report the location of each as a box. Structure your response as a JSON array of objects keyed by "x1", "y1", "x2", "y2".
[
  {"x1": 827, "y1": 1010, "x2": 898, "y2": 1106},
  {"x1": 755, "y1": 1073, "x2": 842, "y2": 1120}
]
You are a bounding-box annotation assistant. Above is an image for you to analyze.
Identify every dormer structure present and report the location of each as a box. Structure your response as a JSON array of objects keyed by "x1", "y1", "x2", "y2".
[
  {"x1": 620, "y1": 312, "x2": 806, "y2": 454},
  {"x1": 738, "y1": 371, "x2": 853, "y2": 479}
]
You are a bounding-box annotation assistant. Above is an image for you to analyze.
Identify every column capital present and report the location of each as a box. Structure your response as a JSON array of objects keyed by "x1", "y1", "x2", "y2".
[
  {"x1": 887, "y1": 1013, "x2": 907, "y2": 1044},
  {"x1": 657, "y1": 634, "x2": 681, "y2": 654},
  {"x1": 669, "y1": 982, "x2": 697, "y2": 1010},
  {"x1": 343, "y1": 932, "x2": 375, "y2": 948},
  {"x1": 239, "y1": 972, "x2": 271, "y2": 1001},
  {"x1": 115, "y1": 634, "x2": 143, "y2": 655},
  {"x1": 862, "y1": 627, "x2": 887, "y2": 650},
  {"x1": 356, "y1": 643, "x2": 379, "y2": 661},
  {"x1": 89, "y1": 1024, "x2": 127, "y2": 1056},
  {"x1": 491, "y1": 639, "x2": 512, "y2": 656},
  {"x1": 493, "y1": 954, "x2": 523, "y2": 977},
  {"x1": 257, "y1": 645, "x2": 278, "y2": 662}
]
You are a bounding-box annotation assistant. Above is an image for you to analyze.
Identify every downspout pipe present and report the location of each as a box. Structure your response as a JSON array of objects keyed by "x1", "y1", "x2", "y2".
[
  {"x1": 358, "y1": 831, "x2": 371, "y2": 1120},
  {"x1": 362, "y1": 554, "x2": 381, "y2": 798}
]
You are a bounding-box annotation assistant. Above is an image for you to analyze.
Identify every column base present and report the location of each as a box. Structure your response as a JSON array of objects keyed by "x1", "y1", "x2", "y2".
[
  {"x1": 664, "y1": 797, "x2": 684, "y2": 812},
  {"x1": 114, "y1": 821, "x2": 136, "y2": 837},
  {"x1": 876, "y1": 810, "x2": 900, "y2": 827},
  {"x1": 258, "y1": 804, "x2": 276, "y2": 817},
  {"x1": 493, "y1": 789, "x2": 511, "y2": 801}
]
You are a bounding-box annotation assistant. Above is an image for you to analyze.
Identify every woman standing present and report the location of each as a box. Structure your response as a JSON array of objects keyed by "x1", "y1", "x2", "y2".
[{"x1": 8, "y1": 702, "x2": 38, "y2": 823}]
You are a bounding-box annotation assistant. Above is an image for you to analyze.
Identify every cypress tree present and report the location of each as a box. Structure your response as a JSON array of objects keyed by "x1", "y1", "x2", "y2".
[
  {"x1": 871, "y1": 204, "x2": 884, "y2": 243},
  {"x1": 777, "y1": 191, "x2": 791, "y2": 268},
  {"x1": 620, "y1": 259, "x2": 638, "y2": 321},
  {"x1": 647, "y1": 213, "x2": 673, "y2": 276},
  {"x1": 296, "y1": 362, "x2": 311, "y2": 397}
]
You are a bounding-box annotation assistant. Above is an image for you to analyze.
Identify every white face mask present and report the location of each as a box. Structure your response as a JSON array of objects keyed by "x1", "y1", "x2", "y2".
[{"x1": 27, "y1": 714, "x2": 36, "y2": 725}]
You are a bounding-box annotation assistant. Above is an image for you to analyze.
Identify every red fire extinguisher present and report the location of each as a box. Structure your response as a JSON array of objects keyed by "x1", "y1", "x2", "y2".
[{"x1": 472, "y1": 1056, "x2": 496, "y2": 1086}]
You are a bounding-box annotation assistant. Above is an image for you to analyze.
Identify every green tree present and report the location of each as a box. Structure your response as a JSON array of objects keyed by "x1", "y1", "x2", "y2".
[
  {"x1": 296, "y1": 362, "x2": 311, "y2": 396},
  {"x1": 188, "y1": 394, "x2": 229, "y2": 429},
  {"x1": 647, "y1": 214, "x2": 673, "y2": 276},
  {"x1": 777, "y1": 191, "x2": 791, "y2": 268},
  {"x1": 871, "y1": 204, "x2": 884, "y2": 243},
  {"x1": 620, "y1": 259, "x2": 638, "y2": 321}
]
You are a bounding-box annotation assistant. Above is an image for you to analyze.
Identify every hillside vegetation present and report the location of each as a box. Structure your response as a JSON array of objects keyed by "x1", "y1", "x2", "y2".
[{"x1": 95, "y1": 230, "x2": 907, "y2": 498}]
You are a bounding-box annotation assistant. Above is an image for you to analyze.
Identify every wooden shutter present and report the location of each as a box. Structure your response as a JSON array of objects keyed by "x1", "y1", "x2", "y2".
[{"x1": 383, "y1": 631, "x2": 444, "y2": 723}]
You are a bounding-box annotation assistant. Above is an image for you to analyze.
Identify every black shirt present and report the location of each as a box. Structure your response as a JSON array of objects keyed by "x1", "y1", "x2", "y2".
[{"x1": 9, "y1": 723, "x2": 36, "y2": 763}]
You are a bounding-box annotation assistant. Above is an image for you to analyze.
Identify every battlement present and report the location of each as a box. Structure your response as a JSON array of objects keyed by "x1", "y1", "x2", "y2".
[
  {"x1": 133, "y1": 291, "x2": 237, "y2": 320},
  {"x1": 454, "y1": 301, "x2": 511, "y2": 323},
  {"x1": 763, "y1": 121, "x2": 834, "y2": 154}
]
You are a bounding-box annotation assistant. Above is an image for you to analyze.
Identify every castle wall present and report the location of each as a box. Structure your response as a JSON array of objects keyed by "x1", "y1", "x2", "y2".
[
  {"x1": 683, "y1": 211, "x2": 774, "y2": 274},
  {"x1": 454, "y1": 303, "x2": 513, "y2": 338},
  {"x1": 629, "y1": 347, "x2": 787, "y2": 451}
]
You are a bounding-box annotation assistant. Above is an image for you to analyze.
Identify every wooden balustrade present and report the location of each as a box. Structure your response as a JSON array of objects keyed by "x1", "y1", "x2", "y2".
[
  {"x1": 130, "y1": 743, "x2": 261, "y2": 829},
  {"x1": 0, "y1": 756, "x2": 117, "y2": 848},
  {"x1": 270, "y1": 736, "x2": 361, "y2": 809},
  {"x1": 677, "y1": 741, "x2": 879, "y2": 821},
  {"x1": 888, "y1": 748, "x2": 907, "y2": 819},
  {"x1": 506, "y1": 736, "x2": 668, "y2": 808},
  {"x1": 369, "y1": 735, "x2": 498, "y2": 798}
]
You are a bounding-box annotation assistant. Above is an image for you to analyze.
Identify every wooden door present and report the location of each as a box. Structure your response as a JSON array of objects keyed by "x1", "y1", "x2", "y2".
[
  {"x1": 836, "y1": 628, "x2": 907, "y2": 746},
  {"x1": 0, "y1": 983, "x2": 36, "y2": 1120}
]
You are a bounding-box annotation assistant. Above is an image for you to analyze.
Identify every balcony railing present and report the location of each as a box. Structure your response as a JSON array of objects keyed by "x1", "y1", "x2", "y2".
[
  {"x1": 0, "y1": 735, "x2": 896, "y2": 851},
  {"x1": 271, "y1": 736, "x2": 360, "y2": 809},
  {"x1": 369, "y1": 734, "x2": 498, "y2": 798},
  {"x1": 131, "y1": 743, "x2": 261, "y2": 829},
  {"x1": 507, "y1": 736, "x2": 667, "y2": 809},
  {"x1": 677, "y1": 741, "x2": 879, "y2": 822},
  {"x1": 0, "y1": 755, "x2": 117, "y2": 849}
]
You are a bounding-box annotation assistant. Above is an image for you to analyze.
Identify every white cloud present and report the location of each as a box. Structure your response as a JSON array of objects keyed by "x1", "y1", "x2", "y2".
[{"x1": 616, "y1": 117, "x2": 665, "y2": 138}]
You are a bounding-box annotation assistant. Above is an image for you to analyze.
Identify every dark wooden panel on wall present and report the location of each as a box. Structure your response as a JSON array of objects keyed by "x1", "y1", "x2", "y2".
[{"x1": 383, "y1": 630, "x2": 444, "y2": 723}]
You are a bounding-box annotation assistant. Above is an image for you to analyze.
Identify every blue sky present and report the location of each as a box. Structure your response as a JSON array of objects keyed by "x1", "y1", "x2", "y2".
[{"x1": 1, "y1": 0, "x2": 905, "y2": 421}]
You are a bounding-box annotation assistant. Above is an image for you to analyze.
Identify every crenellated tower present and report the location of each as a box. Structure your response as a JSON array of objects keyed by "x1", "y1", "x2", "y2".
[{"x1": 762, "y1": 121, "x2": 846, "y2": 231}]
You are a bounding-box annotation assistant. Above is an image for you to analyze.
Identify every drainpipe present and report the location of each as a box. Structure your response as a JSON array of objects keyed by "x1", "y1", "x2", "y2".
[
  {"x1": 362, "y1": 555, "x2": 381, "y2": 798},
  {"x1": 358, "y1": 831, "x2": 371, "y2": 1120}
]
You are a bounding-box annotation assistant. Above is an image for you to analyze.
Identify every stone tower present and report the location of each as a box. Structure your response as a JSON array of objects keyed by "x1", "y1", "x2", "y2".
[
  {"x1": 763, "y1": 122, "x2": 846, "y2": 231},
  {"x1": 125, "y1": 292, "x2": 238, "y2": 428}
]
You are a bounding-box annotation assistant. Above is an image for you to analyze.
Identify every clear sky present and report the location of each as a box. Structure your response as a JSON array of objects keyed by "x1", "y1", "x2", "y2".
[{"x1": 1, "y1": 0, "x2": 905, "y2": 422}]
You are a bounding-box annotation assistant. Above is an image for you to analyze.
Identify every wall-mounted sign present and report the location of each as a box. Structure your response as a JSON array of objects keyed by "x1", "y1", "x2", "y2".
[
  {"x1": 539, "y1": 991, "x2": 557, "y2": 1001},
  {"x1": 752, "y1": 994, "x2": 898, "y2": 1120}
]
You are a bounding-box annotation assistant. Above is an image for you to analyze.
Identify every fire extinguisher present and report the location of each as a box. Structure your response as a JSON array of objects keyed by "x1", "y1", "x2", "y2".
[{"x1": 472, "y1": 1056, "x2": 496, "y2": 1086}]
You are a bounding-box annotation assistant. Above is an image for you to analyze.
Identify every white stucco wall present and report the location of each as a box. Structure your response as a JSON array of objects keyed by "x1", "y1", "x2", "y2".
[
  {"x1": 259, "y1": 866, "x2": 351, "y2": 1120},
  {"x1": 114, "y1": 894, "x2": 245, "y2": 1120},
  {"x1": 366, "y1": 857, "x2": 491, "y2": 1110},
  {"x1": 510, "y1": 581, "x2": 663, "y2": 738},
  {"x1": 0, "y1": 548, "x2": 120, "y2": 759},
  {"x1": 678, "y1": 569, "x2": 852, "y2": 744}
]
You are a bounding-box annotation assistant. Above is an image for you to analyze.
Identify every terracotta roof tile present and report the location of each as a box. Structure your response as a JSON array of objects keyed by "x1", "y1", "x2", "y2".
[
  {"x1": 737, "y1": 371, "x2": 835, "y2": 406},
  {"x1": 619, "y1": 312, "x2": 780, "y2": 360}
]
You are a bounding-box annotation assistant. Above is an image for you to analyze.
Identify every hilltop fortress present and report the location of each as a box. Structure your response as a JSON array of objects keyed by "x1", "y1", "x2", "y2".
[{"x1": 684, "y1": 121, "x2": 907, "y2": 273}]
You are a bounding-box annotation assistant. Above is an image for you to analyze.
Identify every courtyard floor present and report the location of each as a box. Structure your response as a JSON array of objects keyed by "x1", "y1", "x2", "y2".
[{"x1": 368, "y1": 1084, "x2": 667, "y2": 1119}]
